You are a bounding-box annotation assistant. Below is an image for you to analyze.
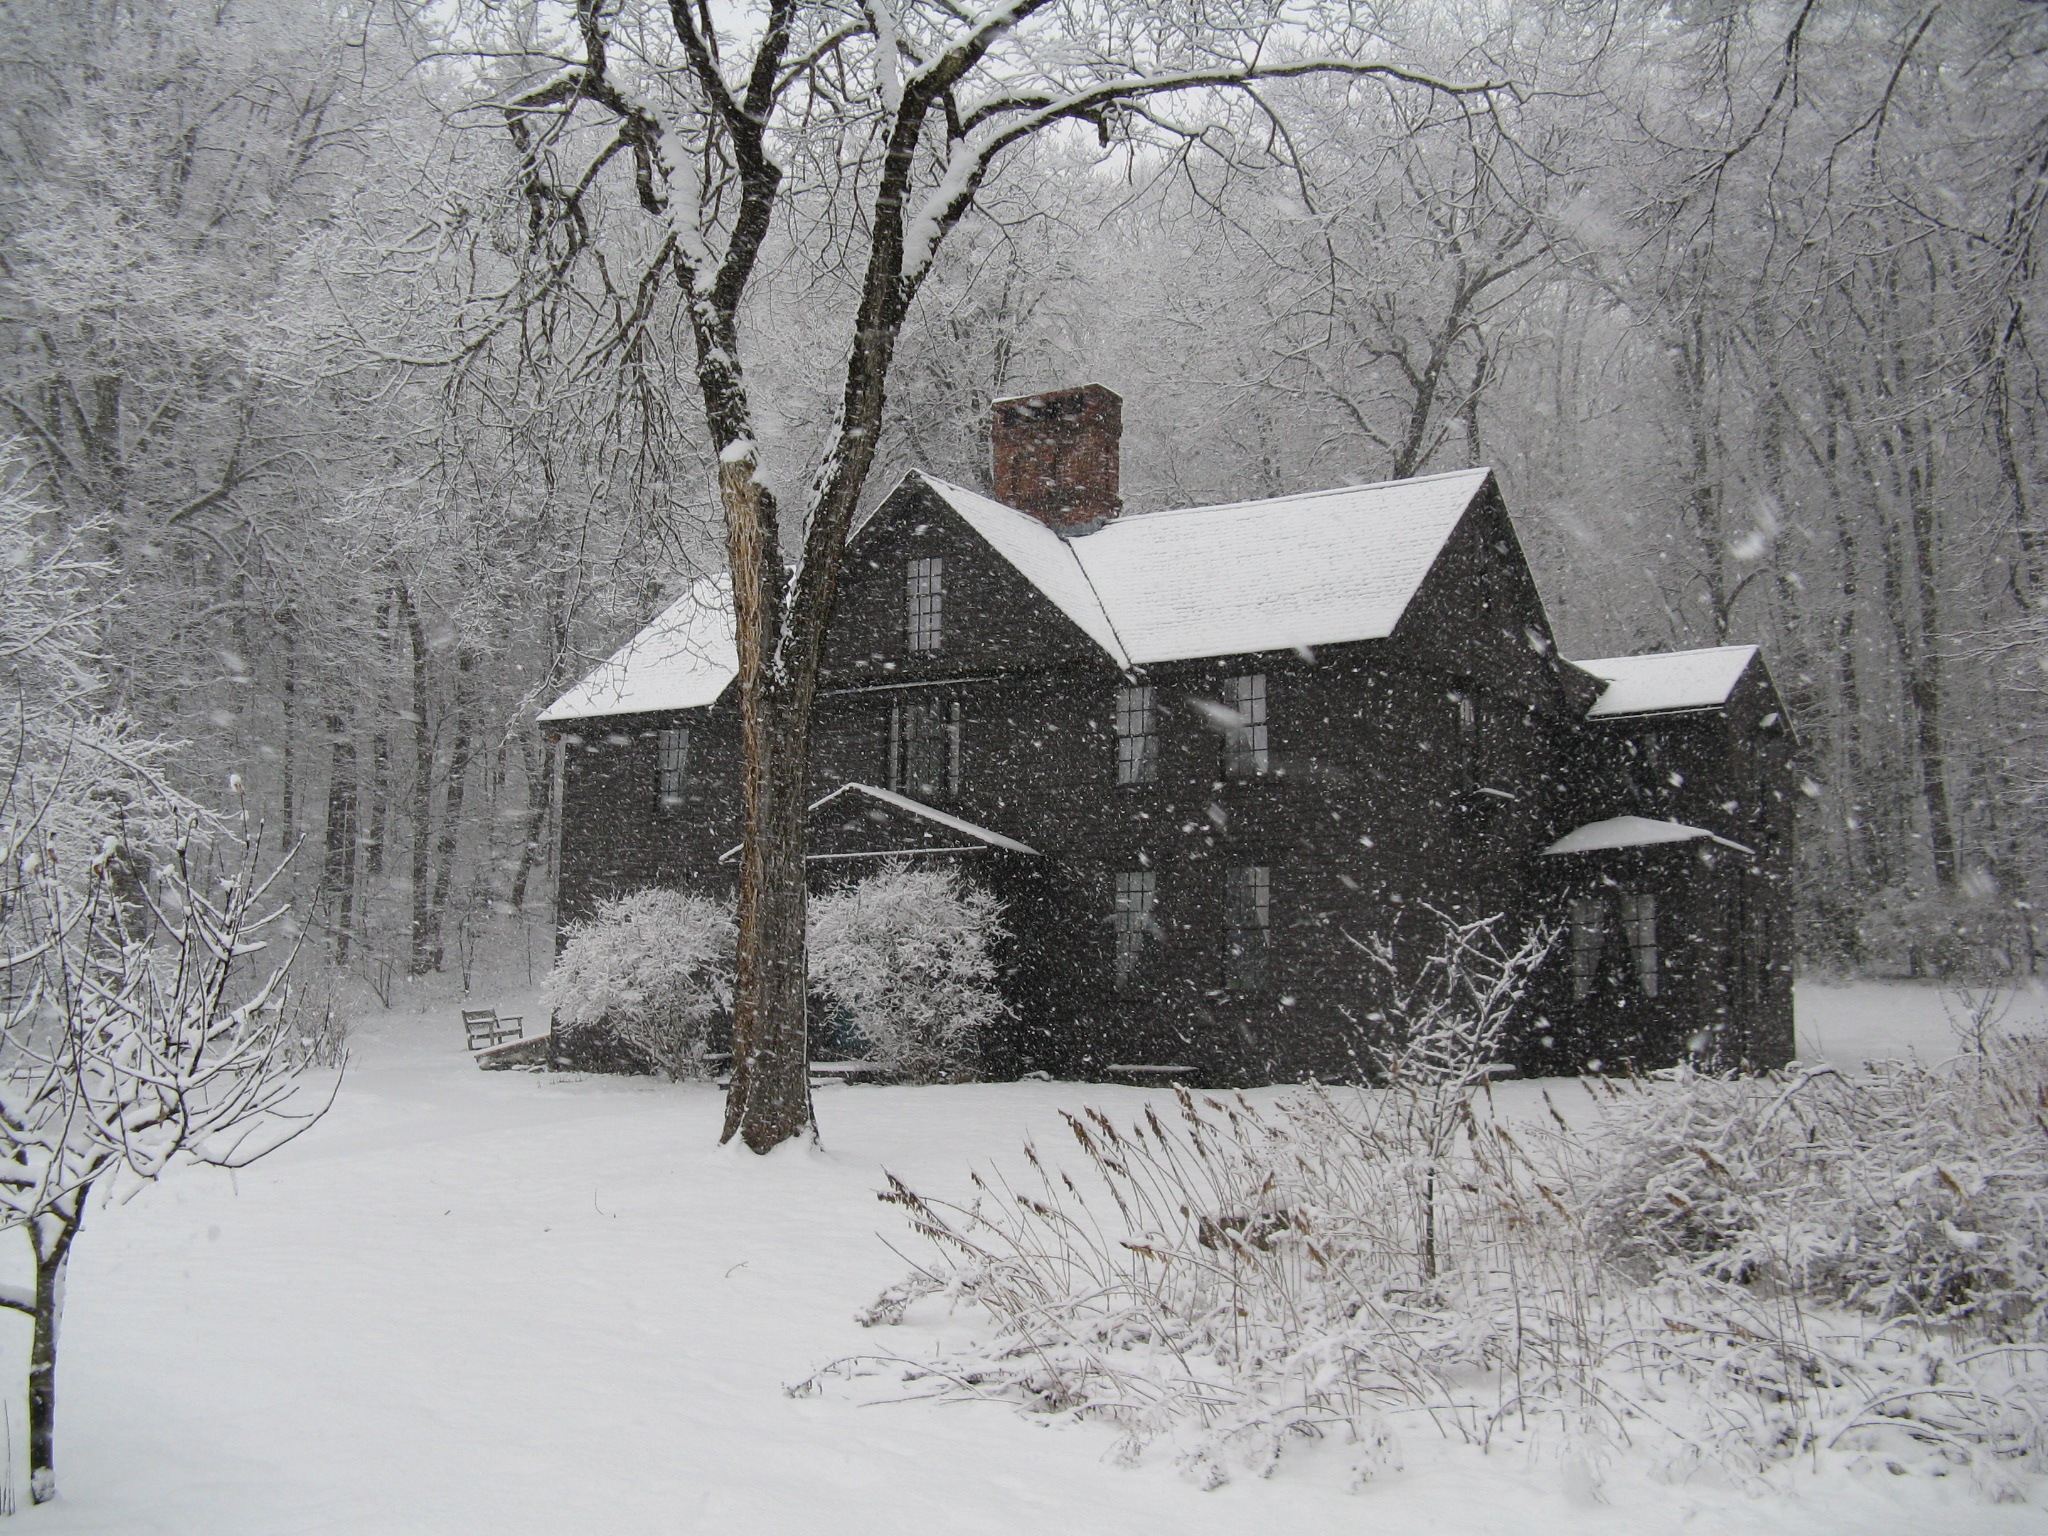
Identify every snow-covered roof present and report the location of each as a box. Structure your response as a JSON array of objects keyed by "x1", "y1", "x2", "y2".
[
  {"x1": 908, "y1": 479, "x2": 1128, "y2": 660},
  {"x1": 544, "y1": 466, "x2": 1493, "y2": 718},
  {"x1": 917, "y1": 466, "x2": 1492, "y2": 666},
  {"x1": 538, "y1": 575, "x2": 737, "y2": 723},
  {"x1": 718, "y1": 783, "x2": 1040, "y2": 863},
  {"x1": 1542, "y1": 815, "x2": 1754, "y2": 857},
  {"x1": 1574, "y1": 645, "x2": 1757, "y2": 719}
]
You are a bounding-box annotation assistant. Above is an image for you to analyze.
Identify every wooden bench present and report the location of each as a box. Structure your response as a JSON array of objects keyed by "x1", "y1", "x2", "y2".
[{"x1": 463, "y1": 1008, "x2": 524, "y2": 1051}]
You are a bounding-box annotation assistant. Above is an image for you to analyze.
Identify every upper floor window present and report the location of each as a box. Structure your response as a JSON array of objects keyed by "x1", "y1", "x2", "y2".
[
  {"x1": 1115, "y1": 683, "x2": 1158, "y2": 785},
  {"x1": 889, "y1": 696, "x2": 960, "y2": 800},
  {"x1": 1113, "y1": 870, "x2": 1159, "y2": 990},
  {"x1": 906, "y1": 557, "x2": 944, "y2": 651},
  {"x1": 1224, "y1": 865, "x2": 1271, "y2": 991},
  {"x1": 656, "y1": 727, "x2": 689, "y2": 811},
  {"x1": 1221, "y1": 673, "x2": 1269, "y2": 777}
]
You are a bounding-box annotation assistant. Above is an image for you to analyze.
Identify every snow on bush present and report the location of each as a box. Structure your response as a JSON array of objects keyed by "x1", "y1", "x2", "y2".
[
  {"x1": 545, "y1": 889, "x2": 733, "y2": 1080},
  {"x1": 833, "y1": 961, "x2": 2048, "y2": 1501},
  {"x1": 807, "y1": 864, "x2": 1007, "y2": 1083},
  {"x1": 1570, "y1": 1040, "x2": 2048, "y2": 1335}
]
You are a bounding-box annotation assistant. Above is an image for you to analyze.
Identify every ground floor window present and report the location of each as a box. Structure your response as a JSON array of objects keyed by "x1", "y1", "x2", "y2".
[
  {"x1": 1113, "y1": 870, "x2": 1158, "y2": 990},
  {"x1": 1622, "y1": 891, "x2": 1659, "y2": 997},
  {"x1": 1225, "y1": 865, "x2": 1271, "y2": 991},
  {"x1": 656, "y1": 727, "x2": 689, "y2": 810},
  {"x1": 1569, "y1": 890, "x2": 1658, "y2": 999}
]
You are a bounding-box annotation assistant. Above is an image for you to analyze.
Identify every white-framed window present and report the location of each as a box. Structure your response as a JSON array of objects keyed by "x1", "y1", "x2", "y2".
[
  {"x1": 906, "y1": 557, "x2": 944, "y2": 651},
  {"x1": 1224, "y1": 865, "x2": 1271, "y2": 991},
  {"x1": 656, "y1": 727, "x2": 689, "y2": 811},
  {"x1": 1113, "y1": 870, "x2": 1159, "y2": 990},
  {"x1": 1222, "y1": 673, "x2": 1269, "y2": 777},
  {"x1": 889, "y1": 696, "x2": 960, "y2": 800},
  {"x1": 1115, "y1": 683, "x2": 1158, "y2": 785}
]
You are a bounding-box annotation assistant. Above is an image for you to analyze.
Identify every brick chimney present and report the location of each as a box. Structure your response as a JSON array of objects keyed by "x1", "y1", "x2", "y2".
[{"x1": 991, "y1": 384, "x2": 1122, "y2": 534}]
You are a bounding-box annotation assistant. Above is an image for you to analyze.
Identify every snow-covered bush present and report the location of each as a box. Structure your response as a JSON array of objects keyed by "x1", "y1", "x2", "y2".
[
  {"x1": 1568, "y1": 1040, "x2": 2048, "y2": 1336},
  {"x1": 807, "y1": 864, "x2": 1007, "y2": 1083},
  {"x1": 836, "y1": 1028, "x2": 2048, "y2": 1498},
  {"x1": 545, "y1": 889, "x2": 733, "y2": 1080}
]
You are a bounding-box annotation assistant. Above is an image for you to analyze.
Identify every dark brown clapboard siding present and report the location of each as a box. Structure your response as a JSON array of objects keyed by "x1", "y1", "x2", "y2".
[{"x1": 549, "y1": 473, "x2": 1797, "y2": 1083}]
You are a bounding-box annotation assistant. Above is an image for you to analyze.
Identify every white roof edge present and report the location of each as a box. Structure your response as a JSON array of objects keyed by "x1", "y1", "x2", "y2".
[
  {"x1": 719, "y1": 783, "x2": 1041, "y2": 862},
  {"x1": 1542, "y1": 814, "x2": 1755, "y2": 857},
  {"x1": 912, "y1": 473, "x2": 1131, "y2": 666},
  {"x1": 1121, "y1": 464, "x2": 1491, "y2": 525},
  {"x1": 1573, "y1": 644, "x2": 1760, "y2": 719}
]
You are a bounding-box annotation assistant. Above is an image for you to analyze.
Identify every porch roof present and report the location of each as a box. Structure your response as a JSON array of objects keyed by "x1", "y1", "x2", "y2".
[
  {"x1": 718, "y1": 783, "x2": 1040, "y2": 863},
  {"x1": 1542, "y1": 814, "x2": 1754, "y2": 857}
]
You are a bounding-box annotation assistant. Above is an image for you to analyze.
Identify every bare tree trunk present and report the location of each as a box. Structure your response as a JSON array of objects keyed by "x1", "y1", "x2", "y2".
[
  {"x1": 426, "y1": 648, "x2": 475, "y2": 973},
  {"x1": 719, "y1": 456, "x2": 817, "y2": 1151},
  {"x1": 1904, "y1": 417, "x2": 1957, "y2": 889},
  {"x1": 278, "y1": 611, "x2": 297, "y2": 848},
  {"x1": 323, "y1": 709, "x2": 359, "y2": 965},
  {"x1": 396, "y1": 579, "x2": 435, "y2": 976},
  {"x1": 506, "y1": 734, "x2": 554, "y2": 911},
  {"x1": 26, "y1": 1206, "x2": 79, "y2": 1506},
  {"x1": 363, "y1": 593, "x2": 393, "y2": 880}
]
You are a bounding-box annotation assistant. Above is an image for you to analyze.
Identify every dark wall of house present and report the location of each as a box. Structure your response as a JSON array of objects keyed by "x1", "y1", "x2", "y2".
[
  {"x1": 553, "y1": 701, "x2": 742, "y2": 930},
  {"x1": 549, "y1": 475, "x2": 1796, "y2": 1083}
]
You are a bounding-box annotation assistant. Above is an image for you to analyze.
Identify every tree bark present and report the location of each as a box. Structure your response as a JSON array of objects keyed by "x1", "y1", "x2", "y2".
[
  {"x1": 719, "y1": 457, "x2": 816, "y2": 1151},
  {"x1": 426, "y1": 648, "x2": 476, "y2": 973},
  {"x1": 323, "y1": 709, "x2": 359, "y2": 965},
  {"x1": 396, "y1": 579, "x2": 436, "y2": 976},
  {"x1": 27, "y1": 1207, "x2": 79, "y2": 1506}
]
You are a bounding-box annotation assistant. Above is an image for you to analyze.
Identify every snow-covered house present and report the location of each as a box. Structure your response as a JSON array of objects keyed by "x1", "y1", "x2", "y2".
[{"x1": 540, "y1": 384, "x2": 1795, "y2": 1082}]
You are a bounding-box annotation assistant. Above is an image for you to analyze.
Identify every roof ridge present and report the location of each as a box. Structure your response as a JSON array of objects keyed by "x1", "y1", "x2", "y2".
[{"x1": 1117, "y1": 465, "x2": 1491, "y2": 525}]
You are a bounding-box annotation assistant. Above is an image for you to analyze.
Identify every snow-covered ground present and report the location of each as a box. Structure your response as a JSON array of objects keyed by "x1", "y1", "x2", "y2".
[{"x1": 18, "y1": 979, "x2": 2045, "y2": 1534}]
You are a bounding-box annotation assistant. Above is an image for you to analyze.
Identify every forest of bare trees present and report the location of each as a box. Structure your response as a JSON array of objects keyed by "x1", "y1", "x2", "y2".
[{"x1": 2, "y1": 0, "x2": 2042, "y2": 1007}]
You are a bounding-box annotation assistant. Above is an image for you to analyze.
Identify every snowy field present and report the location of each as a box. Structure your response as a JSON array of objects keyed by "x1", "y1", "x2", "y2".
[{"x1": 18, "y1": 979, "x2": 2046, "y2": 1535}]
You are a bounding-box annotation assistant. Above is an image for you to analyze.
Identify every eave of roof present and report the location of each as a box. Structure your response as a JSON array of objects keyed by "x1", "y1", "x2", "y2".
[
  {"x1": 538, "y1": 574, "x2": 737, "y2": 723},
  {"x1": 717, "y1": 782, "x2": 1040, "y2": 863},
  {"x1": 1542, "y1": 815, "x2": 1755, "y2": 857},
  {"x1": 1573, "y1": 644, "x2": 1758, "y2": 719}
]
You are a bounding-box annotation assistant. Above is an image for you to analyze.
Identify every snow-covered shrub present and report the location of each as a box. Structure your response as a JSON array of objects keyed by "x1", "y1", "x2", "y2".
[
  {"x1": 836, "y1": 1040, "x2": 2048, "y2": 1496},
  {"x1": 1567, "y1": 1040, "x2": 2048, "y2": 1337},
  {"x1": 806, "y1": 864, "x2": 1007, "y2": 1083},
  {"x1": 545, "y1": 889, "x2": 733, "y2": 1080}
]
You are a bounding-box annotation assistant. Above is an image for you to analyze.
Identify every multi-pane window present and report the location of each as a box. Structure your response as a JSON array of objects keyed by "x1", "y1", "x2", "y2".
[
  {"x1": 1224, "y1": 865, "x2": 1271, "y2": 991},
  {"x1": 1568, "y1": 892, "x2": 1658, "y2": 1000},
  {"x1": 1113, "y1": 870, "x2": 1159, "y2": 990},
  {"x1": 889, "y1": 696, "x2": 960, "y2": 800},
  {"x1": 656, "y1": 727, "x2": 689, "y2": 811},
  {"x1": 1568, "y1": 895, "x2": 1608, "y2": 1000},
  {"x1": 1622, "y1": 892, "x2": 1659, "y2": 997},
  {"x1": 906, "y1": 557, "x2": 945, "y2": 651},
  {"x1": 1115, "y1": 683, "x2": 1158, "y2": 785},
  {"x1": 1221, "y1": 673, "x2": 1269, "y2": 777}
]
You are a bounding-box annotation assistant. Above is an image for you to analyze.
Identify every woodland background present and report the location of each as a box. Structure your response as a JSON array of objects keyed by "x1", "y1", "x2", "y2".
[{"x1": 2, "y1": 0, "x2": 2042, "y2": 992}]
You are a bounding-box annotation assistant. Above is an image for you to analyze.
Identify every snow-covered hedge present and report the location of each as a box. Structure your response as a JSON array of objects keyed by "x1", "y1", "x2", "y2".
[
  {"x1": 807, "y1": 864, "x2": 1008, "y2": 1083},
  {"x1": 545, "y1": 889, "x2": 734, "y2": 1080}
]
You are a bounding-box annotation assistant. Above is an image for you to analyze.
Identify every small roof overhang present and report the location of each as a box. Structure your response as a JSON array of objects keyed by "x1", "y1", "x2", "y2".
[
  {"x1": 1542, "y1": 815, "x2": 1754, "y2": 857},
  {"x1": 718, "y1": 783, "x2": 1041, "y2": 864}
]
